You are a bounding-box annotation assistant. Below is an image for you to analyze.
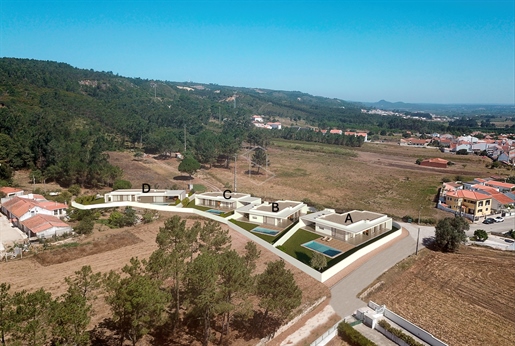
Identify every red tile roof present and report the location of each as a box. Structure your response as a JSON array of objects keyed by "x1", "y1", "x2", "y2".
[
  {"x1": 37, "y1": 201, "x2": 68, "y2": 211},
  {"x1": 485, "y1": 181, "x2": 515, "y2": 189},
  {"x1": 2, "y1": 197, "x2": 38, "y2": 218},
  {"x1": 446, "y1": 190, "x2": 491, "y2": 200},
  {"x1": 490, "y1": 193, "x2": 515, "y2": 205},
  {"x1": 0, "y1": 187, "x2": 23, "y2": 195},
  {"x1": 21, "y1": 214, "x2": 69, "y2": 234}
]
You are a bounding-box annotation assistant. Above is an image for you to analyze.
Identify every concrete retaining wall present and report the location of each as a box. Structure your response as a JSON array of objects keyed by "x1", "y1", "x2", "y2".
[
  {"x1": 368, "y1": 301, "x2": 448, "y2": 346},
  {"x1": 320, "y1": 227, "x2": 402, "y2": 282}
]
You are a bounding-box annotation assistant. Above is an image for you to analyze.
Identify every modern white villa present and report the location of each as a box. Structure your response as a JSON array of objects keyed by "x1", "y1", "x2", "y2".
[
  {"x1": 299, "y1": 209, "x2": 392, "y2": 245},
  {"x1": 234, "y1": 200, "x2": 308, "y2": 228},
  {"x1": 194, "y1": 192, "x2": 261, "y2": 210},
  {"x1": 104, "y1": 189, "x2": 186, "y2": 204}
]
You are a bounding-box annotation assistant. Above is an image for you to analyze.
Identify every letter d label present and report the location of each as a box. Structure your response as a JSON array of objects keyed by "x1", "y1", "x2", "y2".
[
  {"x1": 272, "y1": 202, "x2": 279, "y2": 212},
  {"x1": 142, "y1": 183, "x2": 151, "y2": 193}
]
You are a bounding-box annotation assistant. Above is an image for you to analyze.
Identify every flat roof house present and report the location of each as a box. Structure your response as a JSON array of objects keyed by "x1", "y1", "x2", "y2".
[
  {"x1": 104, "y1": 189, "x2": 186, "y2": 204},
  {"x1": 21, "y1": 214, "x2": 72, "y2": 239},
  {"x1": 195, "y1": 192, "x2": 261, "y2": 210},
  {"x1": 300, "y1": 209, "x2": 392, "y2": 245},
  {"x1": 234, "y1": 200, "x2": 308, "y2": 228}
]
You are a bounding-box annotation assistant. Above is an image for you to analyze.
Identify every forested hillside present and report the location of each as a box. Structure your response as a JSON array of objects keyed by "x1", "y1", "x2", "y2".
[{"x1": 0, "y1": 58, "x2": 449, "y2": 188}]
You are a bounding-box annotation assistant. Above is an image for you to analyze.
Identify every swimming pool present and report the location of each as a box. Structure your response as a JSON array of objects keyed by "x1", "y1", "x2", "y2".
[
  {"x1": 206, "y1": 209, "x2": 224, "y2": 215},
  {"x1": 251, "y1": 227, "x2": 279, "y2": 236},
  {"x1": 302, "y1": 241, "x2": 342, "y2": 258}
]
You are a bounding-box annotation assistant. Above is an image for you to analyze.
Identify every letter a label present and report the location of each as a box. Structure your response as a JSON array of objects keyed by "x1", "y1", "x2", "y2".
[{"x1": 345, "y1": 213, "x2": 353, "y2": 223}]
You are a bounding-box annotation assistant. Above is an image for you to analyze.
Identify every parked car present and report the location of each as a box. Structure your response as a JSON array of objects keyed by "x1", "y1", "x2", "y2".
[
  {"x1": 483, "y1": 218, "x2": 495, "y2": 224},
  {"x1": 494, "y1": 216, "x2": 504, "y2": 222},
  {"x1": 504, "y1": 239, "x2": 514, "y2": 243}
]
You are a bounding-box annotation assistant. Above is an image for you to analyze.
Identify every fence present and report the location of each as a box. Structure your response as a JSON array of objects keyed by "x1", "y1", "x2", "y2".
[
  {"x1": 310, "y1": 319, "x2": 343, "y2": 346},
  {"x1": 368, "y1": 301, "x2": 448, "y2": 346},
  {"x1": 436, "y1": 203, "x2": 474, "y2": 221}
]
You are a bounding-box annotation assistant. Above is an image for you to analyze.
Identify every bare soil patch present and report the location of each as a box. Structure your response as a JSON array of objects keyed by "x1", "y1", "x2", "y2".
[
  {"x1": 362, "y1": 246, "x2": 515, "y2": 346},
  {"x1": 33, "y1": 232, "x2": 142, "y2": 266}
]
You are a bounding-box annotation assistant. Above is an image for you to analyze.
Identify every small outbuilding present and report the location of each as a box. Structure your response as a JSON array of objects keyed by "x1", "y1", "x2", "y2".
[{"x1": 420, "y1": 158, "x2": 449, "y2": 168}]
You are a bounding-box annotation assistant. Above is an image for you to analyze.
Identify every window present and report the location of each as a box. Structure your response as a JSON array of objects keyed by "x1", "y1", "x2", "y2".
[
  {"x1": 478, "y1": 209, "x2": 482, "y2": 213},
  {"x1": 54, "y1": 210, "x2": 58, "y2": 215},
  {"x1": 478, "y1": 201, "x2": 483, "y2": 207},
  {"x1": 486, "y1": 200, "x2": 491, "y2": 205}
]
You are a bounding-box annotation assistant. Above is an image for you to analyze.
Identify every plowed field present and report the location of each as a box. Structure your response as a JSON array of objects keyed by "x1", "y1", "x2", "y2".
[{"x1": 364, "y1": 246, "x2": 515, "y2": 346}]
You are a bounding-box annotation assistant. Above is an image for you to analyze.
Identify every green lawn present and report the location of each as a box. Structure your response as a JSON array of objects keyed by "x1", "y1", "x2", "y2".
[
  {"x1": 229, "y1": 219, "x2": 277, "y2": 243},
  {"x1": 279, "y1": 227, "x2": 400, "y2": 271},
  {"x1": 185, "y1": 200, "x2": 210, "y2": 211},
  {"x1": 193, "y1": 184, "x2": 207, "y2": 193},
  {"x1": 279, "y1": 229, "x2": 321, "y2": 265}
]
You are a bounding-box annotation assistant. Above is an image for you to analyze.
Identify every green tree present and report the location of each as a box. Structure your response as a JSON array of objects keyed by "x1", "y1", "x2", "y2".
[
  {"x1": 113, "y1": 179, "x2": 132, "y2": 190},
  {"x1": 474, "y1": 229, "x2": 488, "y2": 241},
  {"x1": 11, "y1": 288, "x2": 52, "y2": 346},
  {"x1": 186, "y1": 252, "x2": 222, "y2": 346},
  {"x1": 252, "y1": 148, "x2": 269, "y2": 174},
  {"x1": 64, "y1": 265, "x2": 102, "y2": 301},
  {"x1": 0, "y1": 283, "x2": 13, "y2": 346},
  {"x1": 75, "y1": 217, "x2": 94, "y2": 235},
  {"x1": 147, "y1": 216, "x2": 199, "y2": 329},
  {"x1": 434, "y1": 217, "x2": 469, "y2": 252},
  {"x1": 217, "y1": 250, "x2": 253, "y2": 342},
  {"x1": 310, "y1": 252, "x2": 327, "y2": 271},
  {"x1": 415, "y1": 158, "x2": 423, "y2": 165},
  {"x1": 244, "y1": 241, "x2": 261, "y2": 273},
  {"x1": 194, "y1": 130, "x2": 219, "y2": 168},
  {"x1": 51, "y1": 288, "x2": 91, "y2": 346},
  {"x1": 104, "y1": 258, "x2": 169, "y2": 346},
  {"x1": 256, "y1": 260, "x2": 302, "y2": 336},
  {"x1": 68, "y1": 184, "x2": 81, "y2": 196},
  {"x1": 178, "y1": 156, "x2": 201, "y2": 177},
  {"x1": 199, "y1": 220, "x2": 231, "y2": 254}
]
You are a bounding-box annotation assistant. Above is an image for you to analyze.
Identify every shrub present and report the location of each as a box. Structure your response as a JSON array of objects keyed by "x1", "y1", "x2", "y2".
[
  {"x1": 378, "y1": 320, "x2": 424, "y2": 346},
  {"x1": 402, "y1": 215, "x2": 413, "y2": 222},
  {"x1": 181, "y1": 197, "x2": 190, "y2": 206},
  {"x1": 68, "y1": 184, "x2": 81, "y2": 196},
  {"x1": 113, "y1": 179, "x2": 132, "y2": 190},
  {"x1": 75, "y1": 217, "x2": 94, "y2": 235},
  {"x1": 337, "y1": 322, "x2": 377, "y2": 346}
]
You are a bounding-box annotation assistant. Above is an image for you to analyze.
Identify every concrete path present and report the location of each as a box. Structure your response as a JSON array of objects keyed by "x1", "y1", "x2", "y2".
[
  {"x1": 329, "y1": 232, "x2": 417, "y2": 318},
  {"x1": 354, "y1": 323, "x2": 398, "y2": 346}
]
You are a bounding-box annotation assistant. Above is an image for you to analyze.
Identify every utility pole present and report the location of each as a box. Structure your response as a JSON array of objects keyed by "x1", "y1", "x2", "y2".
[
  {"x1": 416, "y1": 205, "x2": 422, "y2": 255},
  {"x1": 234, "y1": 155, "x2": 237, "y2": 192},
  {"x1": 184, "y1": 125, "x2": 187, "y2": 152}
]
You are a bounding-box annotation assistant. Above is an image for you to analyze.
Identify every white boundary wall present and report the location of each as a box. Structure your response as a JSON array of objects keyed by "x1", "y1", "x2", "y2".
[
  {"x1": 71, "y1": 202, "x2": 402, "y2": 283},
  {"x1": 368, "y1": 301, "x2": 448, "y2": 346}
]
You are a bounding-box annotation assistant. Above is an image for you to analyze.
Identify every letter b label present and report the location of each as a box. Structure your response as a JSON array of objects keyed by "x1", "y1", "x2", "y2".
[{"x1": 272, "y1": 202, "x2": 279, "y2": 212}]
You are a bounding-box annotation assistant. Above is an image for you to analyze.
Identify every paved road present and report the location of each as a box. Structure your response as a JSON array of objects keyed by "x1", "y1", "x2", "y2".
[{"x1": 330, "y1": 231, "x2": 417, "y2": 318}]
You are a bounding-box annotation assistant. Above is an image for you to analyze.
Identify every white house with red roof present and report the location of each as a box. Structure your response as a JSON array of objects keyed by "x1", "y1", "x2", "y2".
[
  {"x1": 1, "y1": 196, "x2": 68, "y2": 227},
  {"x1": 0, "y1": 187, "x2": 24, "y2": 203},
  {"x1": 21, "y1": 214, "x2": 72, "y2": 239}
]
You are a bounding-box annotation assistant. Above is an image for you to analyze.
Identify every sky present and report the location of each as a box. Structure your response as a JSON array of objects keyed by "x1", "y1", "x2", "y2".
[{"x1": 1, "y1": 0, "x2": 514, "y2": 104}]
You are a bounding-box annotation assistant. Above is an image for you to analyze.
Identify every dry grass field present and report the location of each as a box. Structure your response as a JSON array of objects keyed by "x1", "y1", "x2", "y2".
[{"x1": 361, "y1": 246, "x2": 515, "y2": 346}]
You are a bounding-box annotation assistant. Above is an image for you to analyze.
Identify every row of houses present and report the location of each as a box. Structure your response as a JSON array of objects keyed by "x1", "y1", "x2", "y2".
[
  {"x1": 438, "y1": 177, "x2": 515, "y2": 220},
  {"x1": 0, "y1": 187, "x2": 71, "y2": 239},
  {"x1": 316, "y1": 129, "x2": 368, "y2": 142},
  {"x1": 193, "y1": 191, "x2": 392, "y2": 242},
  {"x1": 251, "y1": 115, "x2": 282, "y2": 129},
  {"x1": 401, "y1": 133, "x2": 515, "y2": 164}
]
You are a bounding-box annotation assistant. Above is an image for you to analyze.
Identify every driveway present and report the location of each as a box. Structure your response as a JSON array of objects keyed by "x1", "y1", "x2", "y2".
[
  {"x1": 330, "y1": 231, "x2": 417, "y2": 318},
  {"x1": 0, "y1": 214, "x2": 27, "y2": 246}
]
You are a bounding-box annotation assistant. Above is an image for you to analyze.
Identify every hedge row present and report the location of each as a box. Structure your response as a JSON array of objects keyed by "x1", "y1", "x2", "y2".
[
  {"x1": 337, "y1": 322, "x2": 377, "y2": 346},
  {"x1": 378, "y1": 320, "x2": 425, "y2": 346}
]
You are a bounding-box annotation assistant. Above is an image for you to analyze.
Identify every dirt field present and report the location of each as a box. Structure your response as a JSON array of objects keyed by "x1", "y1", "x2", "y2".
[
  {"x1": 1, "y1": 212, "x2": 329, "y2": 344},
  {"x1": 362, "y1": 246, "x2": 515, "y2": 346}
]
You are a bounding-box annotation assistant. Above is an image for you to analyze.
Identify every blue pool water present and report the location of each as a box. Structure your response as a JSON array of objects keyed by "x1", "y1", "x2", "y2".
[
  {"x1": 206, "y1": 209, "x2": 224, "y2": 215},
  {"x1": 302, "y1": 241, "x2": 342, "y2": 258},
  {"x1": 251, "y1": 227, "x2": 279, "y2": 236}
]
